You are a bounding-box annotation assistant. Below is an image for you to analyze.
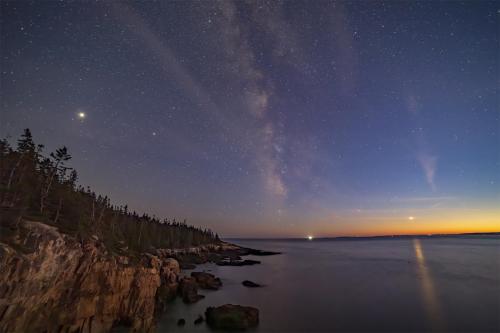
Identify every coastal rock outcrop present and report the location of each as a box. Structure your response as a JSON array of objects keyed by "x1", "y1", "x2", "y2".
[
  {"x1": 0, "y1": 220, "x2": 275, "y2": 332},
  {"x1": 153, "y1": 241, "x2": 279, "y2": 268},
  {"x1": 0, "y1": 220, "x2": 180, "y2": 333},
  {"x1": 205, "y1": 304, "x2": 259, "y2": 330},
  {"x1": 238, "y1": 248, "x2": 281, "y2": 256},
  {"x1": 217, "y1": 259, "x2": 261, "y2": 266}
]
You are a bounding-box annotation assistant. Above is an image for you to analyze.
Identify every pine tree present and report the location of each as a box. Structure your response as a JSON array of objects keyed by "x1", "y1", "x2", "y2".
[{"x1": 40, "y1": 147, "x2": 72, "y2": 213}]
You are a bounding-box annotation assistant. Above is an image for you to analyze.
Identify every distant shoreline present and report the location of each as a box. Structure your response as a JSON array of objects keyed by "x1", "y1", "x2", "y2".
[{"x1": 227, "y1": 232, "x2": 500, "y2": 242}]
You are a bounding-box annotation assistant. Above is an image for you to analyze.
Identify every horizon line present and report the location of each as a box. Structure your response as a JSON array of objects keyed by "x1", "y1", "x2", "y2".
[{"x1": 224, "y1": 231, "x2": 500, "y2": 241}]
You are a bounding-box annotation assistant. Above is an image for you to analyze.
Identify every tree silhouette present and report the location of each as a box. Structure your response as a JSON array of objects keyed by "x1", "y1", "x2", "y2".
[
  {"x1": 40, "y1": 146, "x2": 72, "y2": 213},
  {"x1": 0, "y1": 129, "x2": 220, "y2": 253}
]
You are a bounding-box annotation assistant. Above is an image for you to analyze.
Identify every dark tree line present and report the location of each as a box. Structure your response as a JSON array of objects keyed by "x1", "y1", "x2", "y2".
[{"x1": 0, "y1": 129, "x2": 220, "y2": 253}]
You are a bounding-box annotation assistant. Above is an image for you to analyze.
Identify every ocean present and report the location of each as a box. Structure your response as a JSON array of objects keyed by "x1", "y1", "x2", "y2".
[{"x1": 157, "y1": 236, "x2": 500, "y2": 332}]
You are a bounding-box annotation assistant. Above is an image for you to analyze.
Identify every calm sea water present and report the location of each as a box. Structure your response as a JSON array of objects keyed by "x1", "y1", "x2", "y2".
[{"x1": 157, "y1": 237, "x2": 500, "y2": 332}]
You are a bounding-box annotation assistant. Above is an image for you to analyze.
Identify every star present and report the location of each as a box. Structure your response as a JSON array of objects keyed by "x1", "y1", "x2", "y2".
[{"x1": 77, "y1": 111, "x2": 86, "y2": 120}]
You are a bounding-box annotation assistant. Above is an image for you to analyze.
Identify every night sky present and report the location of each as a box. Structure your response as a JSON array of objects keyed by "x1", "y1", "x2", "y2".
[{"x1": 1, "y1": 1, "x2": 498, "y2": 237}]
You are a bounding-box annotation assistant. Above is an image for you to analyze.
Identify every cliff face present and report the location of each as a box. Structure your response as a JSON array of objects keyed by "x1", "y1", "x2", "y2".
[{"x1": 0, "y1": 220, "x2": 180, "y2": 333}]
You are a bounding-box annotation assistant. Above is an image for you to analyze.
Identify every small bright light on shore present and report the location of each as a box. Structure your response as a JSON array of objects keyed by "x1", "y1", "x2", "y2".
[
  {"x1": 77, "y1": 111, "x2": 86, "y2": 119},
  {"x1": 307, "y1": 235, "x2": 314, "y2": 240},
  {"x1": 408, "y1": 216, "x2": 415, "y2": 221}
]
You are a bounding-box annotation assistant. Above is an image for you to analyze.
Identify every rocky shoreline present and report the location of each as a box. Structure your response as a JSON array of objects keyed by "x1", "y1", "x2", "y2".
[{"x1": 0, "y1": 220, "x2": 278, "y2": 332}]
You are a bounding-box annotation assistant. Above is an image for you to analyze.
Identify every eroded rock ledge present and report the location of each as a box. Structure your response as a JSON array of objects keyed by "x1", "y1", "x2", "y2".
[{"x1": 0, "y1": 220, "x2": 181, "y2": 332}]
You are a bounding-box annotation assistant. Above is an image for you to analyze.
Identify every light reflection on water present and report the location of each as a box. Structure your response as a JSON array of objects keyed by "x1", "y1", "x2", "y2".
[{"x1": 413, "y1": 239, "x2": 445, "y2": 331}]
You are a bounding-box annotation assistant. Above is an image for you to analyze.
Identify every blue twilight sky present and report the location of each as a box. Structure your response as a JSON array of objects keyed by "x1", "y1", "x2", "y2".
[{"x1": 1, "y1": 1, "x2": 498, "y2": 237}]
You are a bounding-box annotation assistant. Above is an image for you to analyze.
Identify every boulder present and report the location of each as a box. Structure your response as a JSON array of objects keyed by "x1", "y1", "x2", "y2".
[
  {"x1": 205, "y1": 304, "x2": 259, "y2": 330},
  {"x1": 191, "y1": 271, "x2": 222, "y2": 290},
  {"x1": 242, "y1": 280, "x2": 261, "y2": 288},
  {"x1": 178, "y1": 277, "x2": 205, "y2": 303}
]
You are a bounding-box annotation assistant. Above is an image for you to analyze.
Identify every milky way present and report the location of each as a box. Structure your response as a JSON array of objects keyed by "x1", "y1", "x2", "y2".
[{"x1": 1, "y1": 1, "x2": 498, "y2": 237}]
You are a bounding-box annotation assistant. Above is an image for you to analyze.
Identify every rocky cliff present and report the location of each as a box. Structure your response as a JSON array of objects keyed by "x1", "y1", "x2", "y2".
[{"x1": 0, "y1": 220, "x2": 180, "y2": 333}]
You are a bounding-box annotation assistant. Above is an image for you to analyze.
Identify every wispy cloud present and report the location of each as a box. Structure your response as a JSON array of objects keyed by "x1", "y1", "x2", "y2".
[
  {"x1": 408, "y1": 95, "x2": 438, "y2": 191},
  {"x1": 107, "y1": 2, "x2": 238, "y2": 152},
  {"x1": 417, "y1": 153, "x2": 438, "y2": 191}
]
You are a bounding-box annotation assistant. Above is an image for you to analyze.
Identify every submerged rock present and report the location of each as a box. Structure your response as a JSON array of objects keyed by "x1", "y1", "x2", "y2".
[
  {"x1": 206, "y1": 304, "x2": 259, "y2": 330},
  {"x1": 194, "y1": 315, "x2": 204, "y2": 325},
  {"x1": 191, "y1": 271, "x2": 222, "y2": 290},
  {"x1": 242, "y1": 280, "x2": 262, "y2": 288},
  {"x1": 178, "y1": 277, "x2": 205, "y2": 303}
]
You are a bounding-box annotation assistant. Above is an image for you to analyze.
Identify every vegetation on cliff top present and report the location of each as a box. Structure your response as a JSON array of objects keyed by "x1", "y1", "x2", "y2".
[{"x1": 0, "y1": 129, "x2": 220, "y2": 254}]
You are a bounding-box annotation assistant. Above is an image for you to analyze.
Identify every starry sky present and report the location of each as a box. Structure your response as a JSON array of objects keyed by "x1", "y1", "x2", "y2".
[{"x1": 1, "y1": 1, "x2": 498, "y2": 237}]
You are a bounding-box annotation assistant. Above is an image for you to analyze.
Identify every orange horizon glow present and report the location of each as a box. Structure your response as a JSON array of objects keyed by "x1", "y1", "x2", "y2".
[
  {"x1": 206, "y1": 204, "x2": 500, "y2": 238},
  {"x1": 307, "y1": 208, "x2": 500, "y2": 238},
  {"x1": 216, "y1": 209, "x2": 500, "y2": 238},
  {"x1": 312, "y1": 225, "x2": 500, "y2": 238},
  {"x1": 315, "y1": 227, "x2": 500, "y2": 238},
  {"x1": 221, "y1": 225, "x2": 500, "y2": 239}
]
